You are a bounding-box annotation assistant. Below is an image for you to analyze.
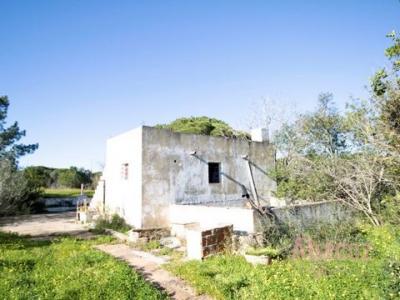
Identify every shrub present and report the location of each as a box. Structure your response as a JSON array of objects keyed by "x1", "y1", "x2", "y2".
[
  {"x1": 0, "y1": 159, "x2": 42, "y2": 216},
  {"x1": 361, "y1": 224, "x2": 400, "y2": 260},
  {"x1": 260, "y1": 221, "x2": 366, "y2": 259},
  {"x1": 381, "y1": 193, "x2": 400, "y2": 226},
  {"x1": 93, "y1": 214, "x2": 132, "y2": 233}
]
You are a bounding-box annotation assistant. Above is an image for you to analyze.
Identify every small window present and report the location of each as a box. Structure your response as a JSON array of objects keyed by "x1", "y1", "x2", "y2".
[
  {"x1": 208, "y1": 162, "x2": 220, "y2": 183},
  {"x1": 121, "y1": 163, "x2": 129, "y2": 180}
]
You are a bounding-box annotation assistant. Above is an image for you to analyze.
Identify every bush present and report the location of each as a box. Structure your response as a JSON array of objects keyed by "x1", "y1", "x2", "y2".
[
  {"x1": 362, "y1": 224, "x2": 400, "y2": 260},
  {"x1": 260, "y1": 221, "x2": 366, "y2": 260},
  {"x1": 0, "y1": 159, "x2": 41, "y2": 216},
  {"x1": 155, "y1": 116, "x2": 250, "y2": 139},
  {"x1": 93, "y1": 214, "x2": 132, "y2": 233},
  {"x1": 381, "y1": 193, "x2": 400, "y2": 226}
]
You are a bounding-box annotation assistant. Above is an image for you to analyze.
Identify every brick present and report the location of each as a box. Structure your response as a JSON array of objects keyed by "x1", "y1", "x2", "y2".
[
  {"x1": 208, "y1": 244, "x2": 217, "y2": 253},
  {"x1": 206, "y1": 235, "x2": 216, "y2": 245},
  {"x1": 216, "y1": 231, "x2": 225, "y2": 242},
  {"x1": 202, "y1": 230, "x2": 212, "y2": 236}
]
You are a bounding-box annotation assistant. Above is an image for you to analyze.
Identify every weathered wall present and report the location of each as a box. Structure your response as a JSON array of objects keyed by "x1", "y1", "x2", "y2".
[
  {"x1": 255, "y1": 201, "x2": 352, "y2": 231},
  {"x1": 103, "y1": 127, "x2": 143, "y2": 228},
  {"x1": 141, "y1": 126, "x2": 276, "y2": 228}
]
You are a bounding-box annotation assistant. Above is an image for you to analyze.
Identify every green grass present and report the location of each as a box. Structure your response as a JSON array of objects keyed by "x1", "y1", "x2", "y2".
[
  {"x1": 167, "y1": 255, "x2": 392, "y2": 300},
  {"x1": 43, "y1": 188, "x2": 94, "y2": 198},
  {"x1": 0, "y1": 232, "x2": 167, "y2": 299},
  {"x1": 245, "y1": 246, "x2": 281, "y2": 258},
  {"x1": 167, "y1": 225, "x2": 400, "y2": 299}
]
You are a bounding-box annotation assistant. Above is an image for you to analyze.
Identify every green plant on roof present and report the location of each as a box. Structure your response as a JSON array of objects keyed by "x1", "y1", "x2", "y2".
[{"x1": 155, "y1": 116, "x2": 250, "y2": 139}]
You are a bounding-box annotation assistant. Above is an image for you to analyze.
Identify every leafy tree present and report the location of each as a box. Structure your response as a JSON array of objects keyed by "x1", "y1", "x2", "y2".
[
  {"x1": 156, "y1": 116, "x2": 250, "y2": 139},
  {"x1": 272, "y1": 33, "x2": 400, "y2": 225},
  {"x1": 370, "y1": 31, "x2": 400, "y2": 150},
  {"x1": 0, "y1": 96, "x2": 38, "y2": 164},
  {"x1": 56, "y1": 167, "x2": 92, "y2": 188},
  {"x1": 22, "y1": 165, "x2": 96, "y2": 189},
  {"x1": 0, "y1": 96, "x2": 39, "y2": 215},
  {"x1": 272, "y1": 94, "x2": 347, "y2": 201},
  {"x1": 23, "y1": 166, "x2": 53, "y2": 188},
  {"x1": 302, "y1": 93, "x2": 347, "y2": 156}
]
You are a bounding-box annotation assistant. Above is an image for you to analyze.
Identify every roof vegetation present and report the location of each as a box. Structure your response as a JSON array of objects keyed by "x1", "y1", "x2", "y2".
[{"x1": 155, "y1": 116, "x2": 250, "y2": 139}]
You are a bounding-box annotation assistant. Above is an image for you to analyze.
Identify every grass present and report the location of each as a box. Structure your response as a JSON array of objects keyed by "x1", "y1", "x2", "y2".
[
  {"x1": 43, "y1": 188, "x2": 95, "y2": 198},
  {"x1": 245, "y1": 246, "x2": 281, "y2": 258},
  {"x1": 167, "y1": 255, "x2": 391, "y2": 300},
  {"x1": 0, "y1": 232, "x2": 167, "y2": 299},
  {"x1": 167, "y1": 225, "x2": 400, "y2": 299}
]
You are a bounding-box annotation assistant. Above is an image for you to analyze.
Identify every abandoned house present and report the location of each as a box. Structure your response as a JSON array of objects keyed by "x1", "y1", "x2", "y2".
[{"x1": 90, "y1": 125, "x2": 279, "y2": 233}]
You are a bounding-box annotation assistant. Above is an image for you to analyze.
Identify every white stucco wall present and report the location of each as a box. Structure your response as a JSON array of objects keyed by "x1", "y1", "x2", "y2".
[
  {"x1": 101, "y1": 125, "x2": 276, "y2": 229},
  {"x1": 169, "y1": 204, "x2": 256, "y2": 233},
  {"x1": 141, "y1": 126, "x2": 276, "y2": 228},
  {"x1": 103, "y1": 127, "x2": 142, "y2": 228}
]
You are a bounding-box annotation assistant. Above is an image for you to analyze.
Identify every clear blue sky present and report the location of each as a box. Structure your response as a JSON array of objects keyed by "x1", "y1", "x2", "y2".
[{"x1": 1, "y1": 1, "x2": 399, "y2": 171}]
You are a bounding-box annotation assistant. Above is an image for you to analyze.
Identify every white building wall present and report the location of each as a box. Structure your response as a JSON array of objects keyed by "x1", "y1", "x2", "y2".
[
  {"x1": 104, "y1": 127, "x2": 142, "y2": 228},
  {"x1": 141, "y1": 126, "x2": 276, "y2": 228},
  {"x1": 169, "y1": 204, "x2": 256, "y2": 233},
  {"x1": 100, "y1": 125, "x2": 276, "y2": 230}
]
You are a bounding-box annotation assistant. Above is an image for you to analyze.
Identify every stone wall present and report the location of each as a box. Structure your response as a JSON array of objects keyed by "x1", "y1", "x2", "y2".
[{"x1": 255, "y1": 201, "x2": 353, "y2": 231}]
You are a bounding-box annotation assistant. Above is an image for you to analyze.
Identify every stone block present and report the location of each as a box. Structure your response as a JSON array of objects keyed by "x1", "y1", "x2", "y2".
[{"x1": 186, "y1": 229, "x2": 202, "y2": 260}]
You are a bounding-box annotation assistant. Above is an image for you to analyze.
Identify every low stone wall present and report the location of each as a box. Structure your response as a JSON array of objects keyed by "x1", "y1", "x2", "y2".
[
  {"x1": 186, "y1": 225, "x2": 233, "y2": 260},
  {"x1": 256, "y1": 201, "x2": 353, "y2": 230}
]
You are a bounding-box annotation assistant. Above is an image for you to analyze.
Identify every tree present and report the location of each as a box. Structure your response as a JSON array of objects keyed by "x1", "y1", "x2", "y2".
[
  {"x1": 322, "y1": 100, "x2": 396, "y2": 226},
  {"x1": 370, "y1": 31, "x2": 400, "y2": 150},
  {"x1": 301, "y1": 93, "x2": 347, "y2": 157},
  {"x1": 272, "y1": 94, "x2": 348, "y2": 202},
  {"x1": 23, "y1": 166, "x2": 53, "y2": 188},
  {"x1": 0, "y1": 96, "x2": 39, "y2": 215},
  {"x1": 0, "y1": 96, "x2": 38, "y2": 164},
  {"x1": 271, "y1": 33, "x2": 400, "y2": 226},
  {"x1": 56, "y1": 167, "x2": 92, "y2": 188}
]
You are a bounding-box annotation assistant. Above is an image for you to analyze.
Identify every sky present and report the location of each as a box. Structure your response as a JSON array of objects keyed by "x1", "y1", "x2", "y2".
[{"x1": 0, "y1": 0, "x2": 399, "y2": 171}]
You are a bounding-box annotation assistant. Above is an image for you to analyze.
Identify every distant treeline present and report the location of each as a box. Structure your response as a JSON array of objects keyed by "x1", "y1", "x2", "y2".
[{"x1": 24, "y1": 166, "x2": 101, "y2": 189}]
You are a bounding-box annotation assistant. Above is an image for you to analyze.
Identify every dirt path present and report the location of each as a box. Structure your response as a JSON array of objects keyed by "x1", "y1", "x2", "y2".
[
  {"x1": 96, "y1": 244, "x2": 211, "y2": 300},
  {"x1": 0, "y1": 212, "x2": 92, "y2": 239}
]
